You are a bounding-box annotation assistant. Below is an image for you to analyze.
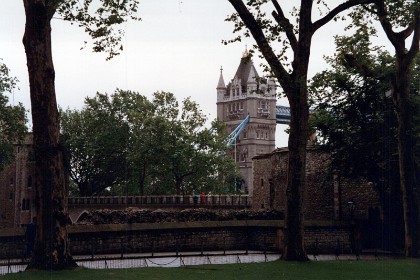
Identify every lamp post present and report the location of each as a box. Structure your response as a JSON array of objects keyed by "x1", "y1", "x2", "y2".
[
  {"x1": 348, "y1": 199, "x2": 360, "y2": 259},
  {"x1": 348, "y1": 200, "x2": 355, "y2": 221}
]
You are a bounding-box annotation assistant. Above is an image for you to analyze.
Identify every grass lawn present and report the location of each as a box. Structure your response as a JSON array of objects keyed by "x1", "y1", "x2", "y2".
[{"x1": 2, "y1": 259, "x2": 419, "y2": 280}]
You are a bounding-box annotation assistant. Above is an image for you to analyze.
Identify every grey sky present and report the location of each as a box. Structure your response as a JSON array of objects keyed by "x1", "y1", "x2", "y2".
[{"x1": 0, "y1": 1, "x2": 392, "y2": 148}]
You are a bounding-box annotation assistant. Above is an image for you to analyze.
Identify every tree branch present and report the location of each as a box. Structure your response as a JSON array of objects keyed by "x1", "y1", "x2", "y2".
[
  {"x1": 375, "y1": 1, "x2": 419, "y2": 61},
  {"x1": 374, "y1": 0, "x2": 400, "y2": 48},
  {"x1": 271, "y1": 0, "x2": 298, "y2": 52},
  {"x1": 228, "y1": 0, "x2": 291, "y2": 88},
  {"x1": 313, "y1": 0, "x2": 375, "y2": 32},
  {"x1": 406, "y1": 10, "x2": 420, "y2": 63},
  {"x1": 344, "y1": 53, "x2": 397, "y2": 93},
  {"x1": 344, "y1": 54, "x2": 376, "y2": 77}
]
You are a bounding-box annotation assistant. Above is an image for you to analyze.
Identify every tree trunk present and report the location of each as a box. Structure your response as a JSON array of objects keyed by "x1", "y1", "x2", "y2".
[
  {"x1": 394, "y1": 55, "x2": 419, "y2": 257},
  {"x1": 281, "y1": 85, "x2": 310, "y2": 261},
  {"x1": 139, "y1": 165, "x2": 146, "y2": 196},
  {"x1": 280, "y1": 6, "x2": 312, "y2": 259},
  {"x1": 175, "y1": 179, "x2": 182, "y2": 195},
  {"x1": 23, "y1": 0, "x2": 77, "y2": 270}
]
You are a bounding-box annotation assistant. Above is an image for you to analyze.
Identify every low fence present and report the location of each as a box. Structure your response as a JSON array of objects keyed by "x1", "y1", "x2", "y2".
[
  {"x1": 68, "y1": 195, "x2": 250, "y2": 208},
  {"x1": 0, "y1": 251, "x2": 281, "y2": 275},
  {"x1": 0, "y1": 220, "x2": 356, "y2": 260}
]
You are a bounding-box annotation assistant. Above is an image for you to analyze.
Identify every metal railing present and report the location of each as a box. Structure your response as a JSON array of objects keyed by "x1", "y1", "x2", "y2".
[{"x1": 68, "y1": 195, "x2": 250, "y2": 208}]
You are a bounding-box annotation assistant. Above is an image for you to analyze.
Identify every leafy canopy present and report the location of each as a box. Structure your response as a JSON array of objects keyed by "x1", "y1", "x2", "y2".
[
  {"x1": 56, "y1": 0, "x2": 140, "y2": 60},
  {"x1": 61, "y1": 89, "x2": 240, "y2": 196}
]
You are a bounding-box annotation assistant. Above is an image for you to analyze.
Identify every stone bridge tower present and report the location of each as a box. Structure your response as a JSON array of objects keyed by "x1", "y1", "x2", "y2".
[{"x1": 217, "y1": 50, "x2": 277, "y2": 196}]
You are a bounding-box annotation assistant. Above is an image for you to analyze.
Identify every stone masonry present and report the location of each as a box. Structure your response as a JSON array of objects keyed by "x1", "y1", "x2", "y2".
[
  {"x1": 252, "y1": 146, "x2": 382, "y2": 221},
  {"x1": 0, "y1": 134, "x2": 35, "y2": 228}
]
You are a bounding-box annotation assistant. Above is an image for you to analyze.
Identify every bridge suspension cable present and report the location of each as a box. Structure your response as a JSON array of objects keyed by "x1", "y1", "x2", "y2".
[{"x1": 224, "y1": 115, "x2": 250, "y2": 147}]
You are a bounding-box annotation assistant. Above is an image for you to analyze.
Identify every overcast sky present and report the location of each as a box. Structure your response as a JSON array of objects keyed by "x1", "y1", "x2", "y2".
[{"x1": 0, "y1": 1, "x2": 392, "y2": 147}]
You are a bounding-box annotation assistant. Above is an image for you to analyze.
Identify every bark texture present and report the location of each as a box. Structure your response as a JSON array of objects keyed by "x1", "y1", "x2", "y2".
[
  {"x1": 394, "y1": 55, "x2": 419, "y2": 257},
  {"x1": 23, "y1": 0, "x2": 77, "y2": 270}
]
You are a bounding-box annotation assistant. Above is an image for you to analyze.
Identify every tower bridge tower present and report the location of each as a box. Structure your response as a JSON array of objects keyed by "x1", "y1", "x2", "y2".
[{"x1": 217, "y1": 51, "x2": 277, "y2": 196}]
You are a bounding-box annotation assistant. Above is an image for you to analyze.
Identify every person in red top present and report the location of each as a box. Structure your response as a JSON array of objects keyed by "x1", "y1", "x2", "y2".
[{"x1": 200, "y1": 192, "x2": 205, "y2": 204}]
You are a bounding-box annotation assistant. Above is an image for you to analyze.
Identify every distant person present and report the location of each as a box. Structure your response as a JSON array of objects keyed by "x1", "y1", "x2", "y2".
[
  {"x1": 25, "y1": 217, "x2": 37, "y2": 259},
  {"x1": 200, "y1": 192, "x2": 205, "y2": 204}
]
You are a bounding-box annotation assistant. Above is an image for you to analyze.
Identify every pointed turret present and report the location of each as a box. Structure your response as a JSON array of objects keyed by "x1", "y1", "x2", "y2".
[
  {"x1": 234, "y1": 54, "x2": 259, "y2": 87},
  {"x1": 217, "y1": 66, "x2": 226, "y2": 89},
  {"x1": 217, "y1": 66, "x2": 227, "y2": 102}
]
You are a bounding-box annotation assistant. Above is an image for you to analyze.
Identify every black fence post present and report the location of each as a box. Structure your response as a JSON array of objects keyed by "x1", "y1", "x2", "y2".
[
  {"x1": 314, "y1": 238, "x2": 319, "y2": 261},
  {"x1": 201, "y1": 237, "x2": 204, "y2": 256},
  {"x1": 223, "y1": 237, "x2": 226, "y2": 255},
  {"x1": 104, "y1": 256, "x2": 108, "y2": 269},
  {"x1": 335, "y1": 238, "x2": 341, "y2": 260},
  {"x1": 264, "y1": 234, "x2": 267, "y2": 255},
  {"x1": 91, "y1": 239, "x2": 96, "y2": 261},
  {"x1": 175, "y1": 236, "x2": 179, "y2": 256},
  {"x1": 120, "y1": 237, "x2": 124, "y2": 259},
  {"x1": 7, "y1": 257, "x2": 11, "y2": 274}
]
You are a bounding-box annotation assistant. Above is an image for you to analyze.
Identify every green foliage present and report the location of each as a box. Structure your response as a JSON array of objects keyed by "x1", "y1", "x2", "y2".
[
  {"x1": 0, "y1": 60, "x2": 27, "y2": 171},
  {"x1": 56, "y1": 0, "x2": 140, "y2": 60},
  {"x1": 0, "y1": 60, "x2": 18, "y2": 93},
  {"x1": 310, "y1": 69, "x2": 399, "y2": 183},
  {"x1": 61, "y1": 90, "x2": 240, "y2": 196},
  {"x1": 60, "y1": 93, "x2": 131, "y2": 196},
  {"x1": 348, "y1": 0, "x2": 419, "y2": 30},
  {"x1": 309, "y1": 33, "x2": 420, "y2": 196}
]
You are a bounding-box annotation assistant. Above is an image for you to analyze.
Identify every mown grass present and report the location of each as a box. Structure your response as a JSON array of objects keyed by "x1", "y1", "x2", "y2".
[{"x1": 2, "y1": 259, "x2": 419, "y2": 280}]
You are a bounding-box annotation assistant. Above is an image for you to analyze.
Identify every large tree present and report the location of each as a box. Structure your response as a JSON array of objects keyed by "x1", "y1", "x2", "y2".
[
  {"x1": 60, "y1": 94, "x2": 131, "y2": 196},
  {"x1": 22, "y1": 0, "x2": 139, "y2": 270},
  {"x1": 0, "y1": 60, "x2": 27, "y2": 170},
  {"x1": 148, "y1": 92, "x2": 239, "y2": 195},
  {"x1": 61, "y1": 90, "x2": 239, "y2": 196},
  {"x1": 343, "y1": 0, "x2": 419, "y2": 256},
  {"x1": 226, "y1": 0, "x2": 374, "y2": 260}
]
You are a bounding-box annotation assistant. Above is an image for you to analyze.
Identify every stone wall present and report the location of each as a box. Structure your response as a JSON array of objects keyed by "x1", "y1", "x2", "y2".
[
  {"x1": 0, "y1": 221, "x2": 354, "y2": 259},
  {"x1": 252, "y1": 147, "x2": 382, "y2": 221},
  {"x1": 0, "y1": 164, "x2": 16, "y2": 228},
  {"x1": 0, "y1": 134, "x2": 35, "y2": 229}
]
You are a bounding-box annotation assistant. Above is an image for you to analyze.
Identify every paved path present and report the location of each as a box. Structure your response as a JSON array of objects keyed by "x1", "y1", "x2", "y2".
[{"x1": 0, "y1": 251, "x2": 397, "y2": 275}]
